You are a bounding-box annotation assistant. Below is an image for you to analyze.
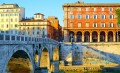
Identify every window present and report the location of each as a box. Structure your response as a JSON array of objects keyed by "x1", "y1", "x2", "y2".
[
  {"x1": 11, "y1": 30, "x2": 13, "y2": 34},
  {"x1": 38, "y1": 15, "x2": 40, "y2": 18},
  {"x1": 86, "y1": 23, "x2": 89, "y2": 27},
  {"x1": 11, "y1": 10, "x2": 14, "y2": 12},
  {"x1": 101, "y1": 23, "x2": 106, "y2": 27},
  {"x1": 15, "y1": 30, "x2": 17, "y2": 34},
  {"x1": 32, "y1": 32, "x2": 34, "y2": 35},
  {"x1": 6, "y1": 14, "x2": 8, "y2": 16},
  {"x1": 36, "y1": 15, "x2": 37, "y2": 18},
  {"x1": 7, "y1": 24, "x2": 8, "y2": 28},
  {"x1": 10, "y1": 14, "x2": 12, "y2": 16},
  {"x1": 7, "y1": 10, "x2": 9, "y2": 12},
  {"x1": 78, "y1": 23, "x2": 81, "y2": 27},
  {"x1": 28, "y1": 32, "x2": 30, "y2": 35},
  {"x1": 78, "y1": 15, "x2": 82, "y2": 19},
  {"x1": 15, "y1": 14, "x2": 17, "y2": 16},
  {"x1": 109, "y1": 15, "x2": 113, "y2": 19},
  {"x1": 11, "y1": 19, "x2": 13, "y2": 22},
  {"x1": 85, "y1": 15, "x2": 90, "y2": 19},
  {"x1": 32, "y1": 27, "x2": 35, "y2": 30},
  {"x1": 94, "y1": 8, "x2": 97, "y2": 11},
  {"x1": 102, "y1": 8, "x2": 104, "y2": 11},
  {"x1": 70, "y1": 23, "x2": 73, "y2": 27},
  {"x1": 37, "y1": 31, "x2": 40, "y2": 35},
  {"x1": 1, "y1": 19, "x2": 4, "y2": 22},
  {"x1": 1, "y1": 24, "x2": 4, "y2": 28},
  {"x1": 6, "y1": 19, "x2": 8, "y2": 22},
  {"x1": 37, "y1": 27, "x2": 40, "y2": 30},
  {"x1": 78, "y1": 8, "x2": 81, "y2": 11},
  {"x1": 93, "y1": 14, "x2": 97, "y2": 19},
  {"x1": 93, "y1": 23, "x2": 97, "y2": 27},
  {"x1": 15, "y1": 24, "x2": 17, "y2": 27},
  {"x1": 86, "y1": 8, "x2": 89, "y2": 11},
  {"x1": 109, "y1": 23, "x2": 113, "y2": 27},
  {"x1": 70, "y1": 15, "x2": 74, "y2": 19},
  {"x1": 1, "y1": 14, "x2": 4, "y2": 16},
  {"x1": 15, "y1": 18, "x2": 17, "y2": 22},
  {"x1": 109, "y1": 8, "x2": 113, "y2": 12},
  {"x1": 16, "y1": 9, "x2": 18, "y2": 12},
  {"x1": 101, "y1": 14, "x2": 105, "y2": 19}
]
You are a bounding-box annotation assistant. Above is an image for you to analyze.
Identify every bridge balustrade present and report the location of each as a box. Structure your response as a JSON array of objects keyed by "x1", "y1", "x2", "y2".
[{"x1": 0, "y1": 33, "x2": 59, "y2": 45}]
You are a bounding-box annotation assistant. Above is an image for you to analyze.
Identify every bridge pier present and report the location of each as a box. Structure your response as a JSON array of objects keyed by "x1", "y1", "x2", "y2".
[{"x1": 51, "y1": 61, "x2": 59, "y2": 73}]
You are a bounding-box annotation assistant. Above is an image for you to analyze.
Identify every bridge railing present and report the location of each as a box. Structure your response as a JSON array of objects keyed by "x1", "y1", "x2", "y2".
[{"x1": 0, "y1": 33, "x2": 59, "y2": 44}]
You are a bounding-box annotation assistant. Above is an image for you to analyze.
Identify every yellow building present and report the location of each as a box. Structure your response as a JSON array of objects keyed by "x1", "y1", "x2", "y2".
[
  {"x1": 19, "y1": 13, "x2": 55, "y2": 39},
  {"x1": 0, "y1": 3, "x2": 25, "y2": 34}
]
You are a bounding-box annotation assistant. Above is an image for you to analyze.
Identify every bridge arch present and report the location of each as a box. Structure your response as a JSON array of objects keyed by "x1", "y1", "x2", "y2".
[
  {"x1": 53, "y1": 47, "x2": 59, "y2": 61},
  {"x1": 3, "y1": 45, "x2": 34, "y2": 73},
  {"x1": 34, "y1": 50, "x2": 39, "y2": 63},
  {"x1": 40, "y1": 47, "x2": 50, "y2": 71}
]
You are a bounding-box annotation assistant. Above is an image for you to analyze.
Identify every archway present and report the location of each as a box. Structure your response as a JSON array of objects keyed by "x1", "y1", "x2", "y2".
[
  {"x1": 108, "y1": 31, "x2": 113, "y2": 42},
  {"x1": 69, "y1": 31, "x2": 74, "y2": 42},
  {"x1": 65, "y1": 51, "x2": 72, "y2": 66},
  {"x1": 53, "y1": 48, "x2": 59, "y2": 61},
  {"x1": 116, "y1": 31, "x2": 120, "y2": 42},
  {"x1": 100, "y1": 31, "x2": 105, "y2": 42},
  {"x1": 6, "y1": 50, "x2": 33, "y2": 73},
  {"x1": 92, "y1": 31, "x2": 98, "y2": 42},
  {"x1": 84, "y1": 31, "x2": 90, "y2": 42},
  {"x1": 76, "y1": 31, "x2": 82, "y2": 42},
  {"x1": 40, "y1": 48, "x2": 50, "y2": 70},
  {"x1": 35, "y1": 50, "x2": 39, "y2": 63}
]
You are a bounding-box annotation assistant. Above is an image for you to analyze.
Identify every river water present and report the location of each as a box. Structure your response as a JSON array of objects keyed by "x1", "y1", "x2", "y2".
[{"x1": 60, "y1": 71, "x2": 119, "y2": 73}]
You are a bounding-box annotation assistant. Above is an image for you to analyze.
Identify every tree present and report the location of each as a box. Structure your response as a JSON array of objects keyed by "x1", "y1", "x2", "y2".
[
  {"x1": 115, "y1": 9, "x2": 120, "y2": 42},
  {"x1": 116, "y1": 8, "x2": 120, "y2": 25}
]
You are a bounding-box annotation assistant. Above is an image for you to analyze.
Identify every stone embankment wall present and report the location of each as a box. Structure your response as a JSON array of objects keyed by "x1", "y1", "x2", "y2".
[{"x1": 83, "y1": 42, "x2": 120, "y2": 55}]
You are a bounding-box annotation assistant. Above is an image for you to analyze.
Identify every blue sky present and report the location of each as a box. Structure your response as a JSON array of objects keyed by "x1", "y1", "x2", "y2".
[{"x1": 0, "y1": 0, "x2": 120, "y2": 26}]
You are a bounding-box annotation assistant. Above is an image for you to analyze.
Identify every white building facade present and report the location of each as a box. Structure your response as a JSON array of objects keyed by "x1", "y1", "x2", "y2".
[{"x1": 0, "y1": 3, "x2": 25, "y2": 34}]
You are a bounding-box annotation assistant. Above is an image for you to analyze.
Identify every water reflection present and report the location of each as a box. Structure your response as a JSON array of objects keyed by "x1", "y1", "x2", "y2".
[
  {"x1": 6, "y1": 58, "x2": 32, "y2": 73},
  {"x1": 59, "y1": 71, "x2": 119, "y2": 73}
]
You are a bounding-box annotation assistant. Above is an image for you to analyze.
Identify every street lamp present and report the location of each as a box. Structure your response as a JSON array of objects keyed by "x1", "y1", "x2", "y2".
[
  {"x1": 42, "y1": 27, "x2": 45, "y2": 38},
  {"x1": 117, "y1": 24, "x2": 119, "y2": 42}
]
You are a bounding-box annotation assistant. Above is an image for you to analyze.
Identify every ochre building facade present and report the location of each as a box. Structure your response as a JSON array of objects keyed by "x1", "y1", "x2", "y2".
[
  {"x1": 47, "y1": 16, "x2": 62, "y2": 41},
  {"x1": 63, "y1": 2, "x2": 120, "y2": 42}
]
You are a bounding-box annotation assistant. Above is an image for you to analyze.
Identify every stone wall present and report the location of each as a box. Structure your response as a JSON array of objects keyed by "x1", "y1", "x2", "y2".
[{"x1": 83, "y1": 42, "x2": 120, "y2": 55}]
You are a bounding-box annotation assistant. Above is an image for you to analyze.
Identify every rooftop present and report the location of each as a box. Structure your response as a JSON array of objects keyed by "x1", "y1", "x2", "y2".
[
  {"x1": 63, "y1": 1, "x2": 120, "y2": 7},
  {"x1": 47, "y1": 16, "x2": 58, "y2": 19},
  {"x1": 0, "y1": 3, "x2": 21, "y2": 9},
  {"x1": 20, "y1": 19, "x2": 48, "y2": 22},
  {"x1": 34, "y1": 13, "x2": 44, "y2": 16}
]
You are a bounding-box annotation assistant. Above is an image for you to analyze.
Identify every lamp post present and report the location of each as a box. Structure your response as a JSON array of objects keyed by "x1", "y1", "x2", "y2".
[
  {"x1": 117, "y1": 24, "x2": 119, "y2": 42},
  {"x1": 42, "y1": 27, "x2": 45, "y2": 47}
]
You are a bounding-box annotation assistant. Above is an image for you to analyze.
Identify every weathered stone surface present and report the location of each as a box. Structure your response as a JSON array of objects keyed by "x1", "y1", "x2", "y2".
[{"x1": 0, "y1": 37, "x2": 59, "y2": 73}]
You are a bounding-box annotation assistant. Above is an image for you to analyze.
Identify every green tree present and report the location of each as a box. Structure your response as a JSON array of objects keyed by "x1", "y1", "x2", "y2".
[
  {"x1": 115, "y1": 9, "x2": 120, "y2": 42},
  {"x1": 116, "y1": 8, "x2": 120, "y2": 26}
]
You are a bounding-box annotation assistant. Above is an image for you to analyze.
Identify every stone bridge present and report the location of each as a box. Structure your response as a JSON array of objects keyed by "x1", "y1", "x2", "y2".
[{"x1": 0, "y1": 33, "x2": 59, "y2": 73}]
